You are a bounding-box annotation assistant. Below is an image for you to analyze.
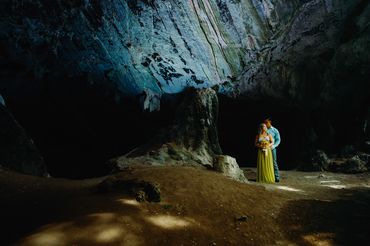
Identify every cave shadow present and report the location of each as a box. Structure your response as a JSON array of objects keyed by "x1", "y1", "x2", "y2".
[
  {"x1": 1, "y1": 185, "x2": 206, "y2": 245},
  {"x1": 218, "y1": 96, "x2": 304, "y2": 170},
  {"x1": 277, "y1": 188, "x2": 370, "y2": 245},
  {"x1": 217, "y1": 95, "x2": 367, "y2": 170},
  {"x1": 3, "y1": 75, "x2": 177, "y2": 179}
]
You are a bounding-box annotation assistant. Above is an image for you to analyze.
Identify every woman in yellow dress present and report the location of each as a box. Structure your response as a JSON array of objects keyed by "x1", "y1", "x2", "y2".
[{"x1": 255, "y1": 123, "x2": 275, "y2": 183}]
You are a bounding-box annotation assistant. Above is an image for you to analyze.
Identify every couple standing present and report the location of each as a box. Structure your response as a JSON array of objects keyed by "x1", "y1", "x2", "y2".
[{"x1": 255, "y1": 119, "x2": 281, "y2": 183}]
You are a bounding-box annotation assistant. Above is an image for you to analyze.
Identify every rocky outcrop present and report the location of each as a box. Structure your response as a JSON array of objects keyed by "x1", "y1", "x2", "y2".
[
  {"x1": 1, "y1": 0, "x2": 303, "y2": 111},
  {"x1": 110, "y1": 88, "x2": 246, "y2": 181},
  {"x1": 0, "y1": 104, "x2": 47, "y2": 176},
  {"x1": 329, "y1": 156, "x2": 368, "y2": 174},
  {"x1": 299, "y1": 150, "x2": 330, "y2": 171},
  {"x1": 232, "y1": 0, "x2": 370, "y2": 159},
  {"x1": 300, "y1": 148, "x2": 370, "y2": 173},
  {"x1": 235, "y1": 0, "x2": 370, "y2": 103},
  {"x1": 1, "y1": 0, "x2": 368, "y2": 111},
  {"x1": 110, "y1": 88, "x2": 221, "y2": 167},
  {"x1": 213, "y1": 155, "x2": 248, "y2": 182}
]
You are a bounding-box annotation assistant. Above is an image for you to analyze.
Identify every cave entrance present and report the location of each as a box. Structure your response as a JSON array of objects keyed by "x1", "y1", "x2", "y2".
[
  {"x1": 217, "y1": 95, "x2": 304, "y2": 170},
  {"x1": 4, "y1": 78, "x2": 175, "y2": 179}
]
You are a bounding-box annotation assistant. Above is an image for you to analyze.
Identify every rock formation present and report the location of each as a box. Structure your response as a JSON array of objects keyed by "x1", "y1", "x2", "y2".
[
  {"x1": 110, "y1": 88, "x2": 247, "y2": 181},
  {"x1": 0, "y1": 0, "x2": 311, "y2": 110},
  {"x1": 0, "y1": 0, "x2": 369, "y2": 175},
  {"x1": 233, "y1": 0, "x2": 370, "y2": 157}
]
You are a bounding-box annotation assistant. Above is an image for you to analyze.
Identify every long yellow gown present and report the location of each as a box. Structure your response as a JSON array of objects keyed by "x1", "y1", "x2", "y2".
[{"x1": 256, "y1": 137, "x2": 275, "y2": 183}]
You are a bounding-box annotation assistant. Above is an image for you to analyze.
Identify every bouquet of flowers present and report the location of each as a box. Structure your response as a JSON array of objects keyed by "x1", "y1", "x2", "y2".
[{"x1": 259, "y1": 140, "x2": 269, "y2": 156}]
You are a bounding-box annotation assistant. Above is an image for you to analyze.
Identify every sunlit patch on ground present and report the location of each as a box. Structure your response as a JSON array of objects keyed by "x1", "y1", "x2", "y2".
[
  {"x1": 146, "y1": 215, "x2": 193, "y2": 229},
  {"x1": 304, "y1": 175, "x2": 317, "y2": 179},
  {"x1": 20, "y1": 213, "x2": 144, "y2": 246},
  {"x1": 117, "y1": 198, "x2": 141, "y2": 207},
  {"x1": 302, "y1": 232, "x2": 335, "y2": 246},
  {"x1": 319, "y1": 180, "x2": 340, "y2": 184},
  {"x1": 87, "y1": 212, "x2": 116, "y2": 221},
  {"x1": 95, "y1": 226, "x2": 125, "y2": 242},
  {"x1": 304, "y1": 175, "x2": 330, "y2": 179},
  {"x1": 24, "y1": 231, "x2": 66, "y2": 246},
  {"x1": 321, "y1": 184, "x2": 346, "y2": 189},
  {"x1": 319, "y1": 179, "x2": 347, "y2": 189},
  {"x1": 275, "y1": 185, "x2": 304, "y2": 192}
]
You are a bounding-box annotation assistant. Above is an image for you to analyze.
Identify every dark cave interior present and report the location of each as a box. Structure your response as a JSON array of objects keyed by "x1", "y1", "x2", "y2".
[
  {"x1": 4, "y1": 80, "x2": 365, "y2": 179},
  {"x1": 0, "y1": 1, "x2": 370, "y2": 245},
  {"x1": 3, "y1": 80, "x2": 177, "y2": 178},
  {"x1": 0, "y1": 0, "x2": 369, "y2": 179}
]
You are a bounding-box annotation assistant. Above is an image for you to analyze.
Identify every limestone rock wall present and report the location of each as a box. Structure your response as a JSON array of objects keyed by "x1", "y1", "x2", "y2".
[
  {"x1": 1, "y1": 0, "x2": 301, "y2": 110},
  {"x1": 1, "y1": 1, "x2": 368, "y2": 110},
  {"x1": 235, "y1": 0, "x2": 370, "y2": 108}
]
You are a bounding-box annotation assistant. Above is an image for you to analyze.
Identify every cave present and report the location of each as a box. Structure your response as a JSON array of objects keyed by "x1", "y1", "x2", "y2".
[
  {"x1": 1, "y1": 0, "x2": 370, "y2": 245},
  {"x1": 218, "y1": 96, "x2": 304, "y2": 170},
  {"x1": 218, "y1": 95, "x2": 370, "y2": 170},
  {"x1": 3, "y1": 78, "x2": 178, "y2": 179}
]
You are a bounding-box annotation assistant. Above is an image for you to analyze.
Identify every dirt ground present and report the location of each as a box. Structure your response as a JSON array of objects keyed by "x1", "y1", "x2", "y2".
[{"x1": 1, "y1": 166, "x2": 370, "y2": 246}]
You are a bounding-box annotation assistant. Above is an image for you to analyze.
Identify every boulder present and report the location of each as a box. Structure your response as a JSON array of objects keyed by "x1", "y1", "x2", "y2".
[
  {"x1": 213, "y1": 155, "x2": 247, "y2": 183},
  {"x1": 328, "y1": 159, "x2": 345, "y2": 172},
  {"x1": 357, "y1": 152, "x2": 370, "y2": 164},
  {"x1": 330, "y1": 156, "x2": 368, "y2": 174},
  {"x1": 299, "y1": 150, "x2": 330, "y2": 171},
  {"x1": 341, "y1": 156, "x2": 368, "y2": 174}
]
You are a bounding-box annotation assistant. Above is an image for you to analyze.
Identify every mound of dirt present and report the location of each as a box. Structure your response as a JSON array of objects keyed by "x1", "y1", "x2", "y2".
[{"x1": 1, "y1": 166, "x2": 370, "y2": 245}]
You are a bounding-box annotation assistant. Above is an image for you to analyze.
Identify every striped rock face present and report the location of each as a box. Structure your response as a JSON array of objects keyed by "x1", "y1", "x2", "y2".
[
  {"x1": 1, "y1": 0, "x2": 369, "y2": 111},
  {"x1": 0, "y1": 0, "x2": 301, "y2": 109}
]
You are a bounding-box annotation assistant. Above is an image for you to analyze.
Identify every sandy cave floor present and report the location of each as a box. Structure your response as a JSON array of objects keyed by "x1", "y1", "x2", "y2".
[{"x1": 1, "y1": 166, "x2": 370, "y2": 246}]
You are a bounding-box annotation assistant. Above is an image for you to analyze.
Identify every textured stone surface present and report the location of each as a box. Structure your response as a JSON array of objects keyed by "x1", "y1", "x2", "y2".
[
  {"x1": 1, "y1": 1, "x2": 368, "y2": 107},
  {"x1": 0, "y1": 94, "x2": 5, "y2": 106},
  {"x1": 300, "y1": 149, "x2": 330, "y2": 171},
  {"x1": 213, "y1": 155, "x2": 247, "y2": 182},
  {"x1": 231, "y1": 0, "x2": 370, "y2": 163},
  {"x1": 110, "y1": 88, "x2": 223, "y2": 168},
  {"x1": 1, "y1": 0, "x2": 303, "y2": 110},
  {"x1": 235, "y1": 0, "x2": 370, "y2": 106},
  {"x1": 339, "y1": 156, "x2": 368, "y2": 173}
]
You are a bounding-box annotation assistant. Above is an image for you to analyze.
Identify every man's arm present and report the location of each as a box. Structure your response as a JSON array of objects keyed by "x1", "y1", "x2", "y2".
[
  {"x1": 273, "y1": 128, "x2": 281, "y2": 149},
  {"x1": 268, "y1": 134, "x2": 274, "y2": 148},
  {"x1": 255, "y1": 135, "x2": 260, "y2": 148}
]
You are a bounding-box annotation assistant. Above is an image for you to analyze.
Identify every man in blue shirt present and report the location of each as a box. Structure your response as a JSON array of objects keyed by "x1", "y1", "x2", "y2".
[{"x1": 264, "y1": 118, "x2": 281, "y2": 182}]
